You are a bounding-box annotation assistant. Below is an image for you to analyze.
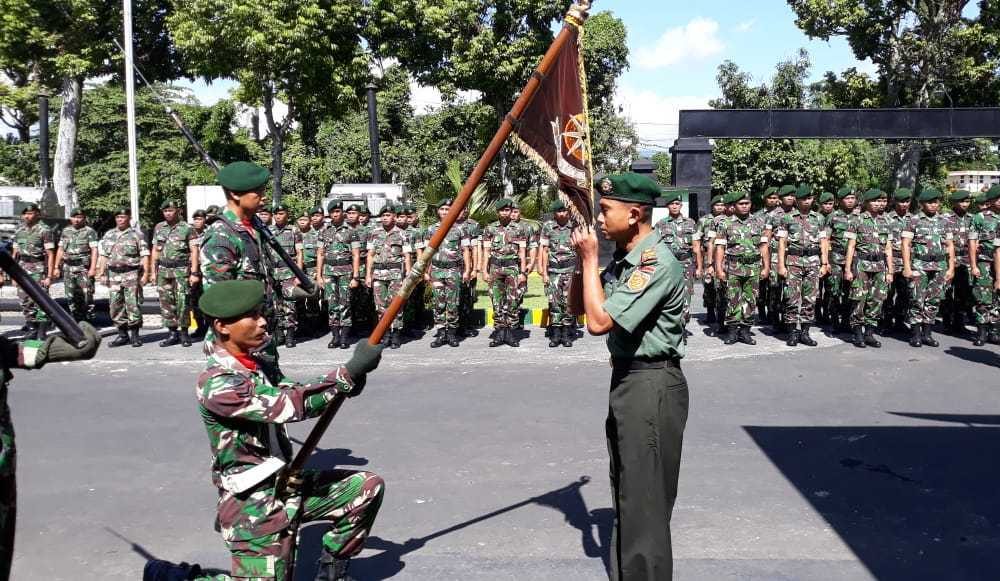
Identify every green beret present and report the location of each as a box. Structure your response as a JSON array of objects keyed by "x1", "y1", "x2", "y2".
[
  {"x1": 950, "y1": 190, "x2": 972, "y2": 202},
  {"x1": 160, "y1": 200, "x2": 179, "y2": 210},
  {"x1": 404, "y1": 202, "x2": 416, "y2": 214},
  {"x1": 764, "y1": 186, "x2": 779, "y2": 197},
  {"x1": 862, "y1": 188, "x2": 887, "y2": 202},
  {"x1": 778, "y1": 184, "x2": 797, "y2": 196},
  {"x1": 917, "y1": 188, "x2": 942, "y2": 202},
  {"x1": 437, "y1": 197, "x2": 454, "y2": 209},
  {"x1": 731, "y1": 192, "x2": 751, "y2": 204},
  {"x1": 819, "y1": 192, "x2": 835, "y2": 203},
  {"x1": 69, "y1": 207, "x2": 84, "y2": 216},
  {"x1": 836, "y1": 186, "x2": 855, "y2": 200},
  {"x1": 199, "y1": 280, "x2": 265, "y2": 320},
  {"x1": 661, "y1": 189, "x2": 684, "y2": 204},
  {"x1": 206, "y1": 205, "x2": 221, "y2": 215},
  {"x1": 711, "y1": 194, "x2": 725, "y2": 205},
  {"x1": 495, "y1": 198, "x2": 515, "y2": 210},
  {"x1": 192, "y1": 209, "x2": 207, "y2": 218},
  {"x1": 380, "y1": 203, "x2": 396, "y2": 215},
  {"x1": 549, "y1": 198, "x2": 566, "y2": 212},
  {"x1": 257, "y1": 207, "x2": 272, "y2": 215},
  {"x1": 271, "y1": 204, "x2": 289, "y2": 213},
  {"x1": 982, "y1": 185, "x2": 1000, "y2": 202},
  {"x1": 113, "y1": 206, "x2": 131, "y2": 216},
  {"x1": 345, "y1": 204, "x2": 361, "y2": 213},
  {"x1": 601, "y1": 173, "x2": 661, "y2": 205},
  {"x1": 360, "y1": 205, "x2": 370, "y2": 215},
  {"x1": 795, "y1": 184, "x2": 814, "y2": 199},
  {"x1": 21, "y1": 203, "x2": 40, "y2": 214},
  {"x1": 327, "y1": 200, "x2": 343, "y2": 212},
  {"x1": 217, "y1": 161, "x2": 270, "y2": 192},
  {"x1": 893, "y1": 188, "x2": 913, "y2": 201}
]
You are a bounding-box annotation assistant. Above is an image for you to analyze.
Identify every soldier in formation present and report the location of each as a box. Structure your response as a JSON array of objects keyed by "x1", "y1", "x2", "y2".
[
  {"x1": 776, "y1": 185, "x2": 829, "y2": 347},
  {"x1": 13, "y1": 203, "x2": 55, "y2": 339},
  {"x1": 942, "y1": 190, "x2": 974, "y2": 335},
  {"x1": 483, "y1": 198, "x2": 527, "y2": 347},
  {"x1": 655, "y1": 190, "x2": 697, "y2": 329},
  {"x1": 901, "y1": 189, "x2": 955, "y2": 348},
  {"x1": 539, "y1": 198, "x2": 577, "y2": 347},
  {"x1": 844, "y1": 189, "x2": 892, "y2": 348},
  {"x1": 53, "y1": 207, "x2": 98, "y2": 323},
  {"x1": 318, "y1": 201, "x2": 360, "y2": 349},
  {"x1": 457, "y1": 205, "x2": 482, "y2": 337},
  {"x1": 97, "y1": 207, "x2": 149, "y2": 348},
  {"x1": 190, "y1": 209, "x2": 208, "y2": 337},
  {"x1": 268, "y1": 204, "x2": 304, "y2": 348},
  {"x1": 969, "y1": 185, "x2": 1000, "y2": 345},
  {"x1": 365, "y1": 204, "x2": 411, "y2": 349},
  {"x1": 151, "y1": 201, "x2": 198, "y2": 347},
  {"x1": 883, "y1": 189, "x2": 912, "y2": 331},
  {"x1": 824, "y1": 186, "x2": 858, "y2": 332},
  {"x1": 714, "y1": 191, "x2": 769, "y2": 345},
  {"x1": 297, "y1": 208, "x2": 323, "y2": 335},
  {"x1": 424, "y1": 198, "x2": 471, "y2": 348}
]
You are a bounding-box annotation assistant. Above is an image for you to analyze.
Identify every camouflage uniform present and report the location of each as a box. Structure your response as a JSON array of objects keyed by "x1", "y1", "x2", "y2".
[
  {"x1": 483, "y1": 221, "x2": 526, "y2": 329},
  {"x1": 100, "y1": 227, "x2": 149, "y2": 328},
  {"x1": 883, "y1": 210, "x2": 911, "y2": 326},
  {"x1": 764, "y1": 207, "x2": 787, "y2": 323},
  {"x1": 459, "y1": 219, "x2": 482, "y2": 330},
  {"x1": 942, "y1": 212, "x2": 973, "y2": 328},
  {"x1": 824, "y1": 209, "x2": 852, "y2": 325},
  {"x1": 710, "y1": 213, "x2": 732, "y2": 326},
  {"x1": 655, "y1": 214, "x2": 697, "y2": 323},
  {"x1": 777, "y1": 210, "x2": 828, "y2": 325},
  {"x1": 401, "y1": 222, "x2": 426, "y2": 330},
  {"x1": 715, "y1": 213, "x2": 768, "y2": 327},
  {"x1": 903, "y1": 212, "x2": 953, "y2": 325},
  {"x1": 57, "y1": 224, "x2": 98, "y2": 321},
  {"x1": 201, "y1": 209, "x2": 268, "y2": 289},
  {"x1": 693, "y1": 214, "x2": 718, "y2": 322},
  {"x1": 968, "y1": 210, "x2": 999, "y2": 325},
  {"x1": 540, "y1": 221, "x2": 576, "y2": 328},
  {"x1": 153, "y1": 220, "x2": 196, "y2": 329},
  {"x1": 190, "y1": 224, "x2": 207, "y2": 333},
  {"x1": 514, "y1": 221, "x2": 538, "y2": 318},
  {"x1": 298, "y1": 225, "x2": 322, "y2": 331},
  {"x1": 195, "y1": 341, "x2": 383, "y2": 580},
  {"x1": 319, "y1": 223, "x2": 359, "y2": 329},
  {"x1": 13, "y1": 222, "x2": 54, "y2": 323},
  {"x1": 424, "y1": 221, "x2": 469, "y2": 331},
  {"x1": 267, "y1": 223, "x2": 303, "y2": 335},
  {"x1": 351, "y1": 223, "x2": 374, "y2": 330},
  {"x1": 845, "y1": 212, "x2": 890, "y2": 327},
  {"x1": 367, "y1": 226, "x2": 410, "y2": 331}
]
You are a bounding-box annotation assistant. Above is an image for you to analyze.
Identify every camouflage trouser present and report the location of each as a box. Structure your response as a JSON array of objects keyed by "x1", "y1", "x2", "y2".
[
  {"x1": 823, "y1": 263, "x2": 845, "y2": 320},
  {"x1": 702, "y1": 272, "x2": 717, "y2": 310},
  {"x1": 883, "y1": 265, "x2": 909, "y2": 325},
  {"x1": 273, "y1": 278, "x2": 298, "y2": 332},
  {"x1": 715, "y1": 278, "x2": 729, "y2": 326},
  {"x1": 459, "y1": 279, "x2": 478, "y2": 328},
  {"x1": 783, "y1": 264, "x2": 820, "y2": 325},
  {"x1": 679, "y1": 259, "x2": 694, "y2": 324},
  {"x1": 545, "y1": 271, "x2": 574, "y2": 327},
  {"x1": 431, "y1": 267, "x2": 462, "y2": 328},
  {"x1": 197, "y1": 469, "x2": 384, "y2": 581},
  {"x1": 907, "y1": 269, "x2": 948, "y2": 325},
  {"x1": 0, "y1": 388, "x2": 15, "y2": 581},
  {"x1": 971, "y1": 261, "x2": 999, "y2": 325},
  {"x1": 324, "y1": 273, "x2": 352, "y2": 328},
  {"x1": 724, "y1": 270, "x2": 760, "y2": 326},
  {"x1": 849, "y1": 271, "x2": 889, "y2": 327},
  {"x1": 108, "y1": 268, "x2": 142, "y2": 328},
  {"x1": 17, "y1": 261, "x2": 48, "y2": 323},
  {"x1": 942, "y1": 265, "x2": 973, "y2": 323},
  {"x1": 490, "y1": 266, "x2": 521, "y2": 328},
  {"x1": 372, "y1": 277, "x2": 404, "y2": 331},
  {"x1": 63, "y1": 265, "x2": 94, "y2": 321},
  {"x1": 157, "y1": 267, "x2": 190, "y2": 329},
  {"x1": 767, "y1": 265, "x2": 784, "y2": 323}
]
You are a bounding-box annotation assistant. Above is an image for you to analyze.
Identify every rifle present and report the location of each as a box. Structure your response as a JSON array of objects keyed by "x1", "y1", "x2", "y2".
[{"x1": 0, "y1": 243, "x2": 86, "y2": 346}]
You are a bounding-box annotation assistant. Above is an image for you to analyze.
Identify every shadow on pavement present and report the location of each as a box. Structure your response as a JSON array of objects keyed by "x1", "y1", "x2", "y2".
[
  {"x1": 745, "y1": 423, "x2": 1000, "y2": 581},
  {"x1": 295, "y1": 476, "x2": 612, "y2": 580},
  {"x1": 887, "y1": 412, "x2": 1000, "y2": 426},
  {"x1": 944, "y1": 346, "x2": 1000, "y2": 368},
  {"x1": 288, "y1": 438, "x2": 369, "y2": 472}
]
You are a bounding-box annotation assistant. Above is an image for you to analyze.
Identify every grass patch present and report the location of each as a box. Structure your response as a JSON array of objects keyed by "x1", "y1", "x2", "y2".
[{"x1": 474, "y1": 272, "x2": 548, "y2": 311}]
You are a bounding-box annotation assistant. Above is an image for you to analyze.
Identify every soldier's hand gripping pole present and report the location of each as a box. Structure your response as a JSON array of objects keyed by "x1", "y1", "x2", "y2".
[
  {"x1": 0, "y1": 244, "x2": 86, "y2": 346},
  {"x1": 276, "y1": 0, "x2": 593, "y2": 500}
]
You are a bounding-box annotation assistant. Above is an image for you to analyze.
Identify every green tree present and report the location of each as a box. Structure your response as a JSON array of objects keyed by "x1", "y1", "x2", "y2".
[{"x1": 583, "y1": 11, "x2": 637, "y2": 173}]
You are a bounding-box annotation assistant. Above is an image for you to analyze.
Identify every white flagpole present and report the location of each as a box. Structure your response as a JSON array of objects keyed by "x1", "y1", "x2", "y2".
[{"x1": 123, "y1": 0, "x2": 140, "y2": 228}]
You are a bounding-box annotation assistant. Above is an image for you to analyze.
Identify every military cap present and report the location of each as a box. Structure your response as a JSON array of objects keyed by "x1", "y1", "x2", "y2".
[
  {"x1": 205, "y1": 205, "x2": 221, "y2": 215},
  {"x1": 199, "y1": 280, "x2": 265, "y2": 320},
  {"x1": 836, "y1": 186, "x2": 856, "y2": 200},
  {"x1": 345, "y1": 204, "x2": 362, "y2": 213},
  {"x1": 795, "y1": 184, "x2": 814, "y2": 199},
  {"x1": 819, "y1": 192, "x2": 835, "y2": 203},
  {"x1": 549, "y1": 198, "x2": 567, "y2": 212},
  {"x1": 160, "y1": 200, "x2": 179, "y2": 210},
  {"x1": 257, "y1": 207, "x2": 272, "y2": 215},
  {"x1": 601, "y1": 173, "x2": 661, "y2": 205},
  {"x1": 403, "y1": 202, "x2": 416, "y2": 213},
  {"x1": 311, "y1": 206, "x2": 325, "y2": 216},
  {"x1": 360, "y1": 205, "x2": 370, "y2": 215},
  {"x1": 917, "y1": 188, "x2": 943, "y2": 202},
  {"x1": 437, "y1": 197, "x2": 454, "y2": 209},
  {"x1": 982, "y1": 185, "x2": 1000, "y2": 202},
  {"x1": 893, "y1": 188, "x2": 913, "y2": 201},
  {"x1": 21, "y1": 203, "x2": 40, "y2": 214},
  {"x1": 217, "y1": 161, "x2": 270, "y2": 192},
  {"x1": 778, "y1": 184, "x2": 797, "y2": 196},
  {"x1": 112, "y1": 206, "x2": 131, "y2": 216},
  {"x1": 661, "y1": 188, "x2": 686, "y2": 204},
  {"x1": 192, "y1": 209, "x2": 207, "y2": 218},
  {"x1": 495, "y1": 198, "x2": 515, "y2": 210},
  {"x1": 69, "y1": 207, "x2": 85, "y2": 216},
  {"x1": 327, "y1": 200, "x2": 343, "y2": 212},
  {"x1": 730, "y1": 191, "x2": 751, "y2": 204},
  {"x1": 271, "y1": 203, "x2": 289, "y2": 213},
  {"x1": 950, "y1": 190, "x2": 972, "y2": 202},
  {"x1": 764, "y1": 186, "x2": 779, "y2": 198},
  {"x1": 711, "y1": 194, "x2": 725, "y2": 205},
  {"x1": 379, "y1": 203, "x2": 397, "y2": 215},
  {"x1": 862, "y1": 188, "x2": 887, "y2": 202}
]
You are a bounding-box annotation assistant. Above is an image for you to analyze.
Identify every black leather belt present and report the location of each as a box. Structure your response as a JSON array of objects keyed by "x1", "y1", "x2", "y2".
[
  {"x1": 491, "y1": 257, "x2": 520, "y2": 268},
  {"x1": 109, "y1": 265, "x2": 139, "y2": 273},
  {"x1": 859, "y1": 252, "x2": 886, "y2": 262},
  {"x1": 673, "y1": 250, "x2": 693, "y2": 261},
  {"x1": 548, "y1": 258, "x2": 576, "y2": 270},
  {"x1": 727, "y1": 254, "x2": 760, "y2": 264},
  {"x1": 63, "y1": 257, "x2": 89, "y2": 267},
  {"x1": 373, "y1": 262, "x2": 402, "y2": 270},
  {"x1": 432, "y1": 259, "x2": 462, "y2": 269},
  {"x1": 158, "y1": 258, "x2": 188, "y2": 268},
  {"x1": 19, "y1": 255, "x2": 43, "y2": 263},
  {"x1": 325, "y1": 256, "x2": 352, "y2": 267},
  {"x1": 611, "y1": 356, "x2": 681, "y2": 370},
  {"x1": 917, "y1": 253, "x2": 946, "y2": 262},
  {"x1": 787, "y1": 248, "x2": 820, "y2": 257}
]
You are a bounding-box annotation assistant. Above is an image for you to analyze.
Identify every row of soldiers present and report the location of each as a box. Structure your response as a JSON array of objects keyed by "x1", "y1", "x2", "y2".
[{"x1": 654, "y1": 183, "x2": 1000, "y2": 348}]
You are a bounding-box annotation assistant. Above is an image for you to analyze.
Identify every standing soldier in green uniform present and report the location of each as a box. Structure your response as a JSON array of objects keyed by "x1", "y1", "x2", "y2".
[
  {"x1": 482, "y1": 199, "x2": 527, "y2": 347},
  {"x1": 942, "y1": 190, "x2": 974, "y2": 335},
  {"x1": 570, "y1": 172, "x2": 689, "y2": 581},
  {"x1": 458, "y1": 206, "x2": 482, "y2": 337},
  {"x1": 655, "y1": 190, "x2": 697, "y2": 328},
  {"x1": 824, "y1": 186, "x2": 858, "y2": 332},
  {"x1": 347, "y1": 204, "x2": 374, "y2": 333},
  {"x1": 714, "y1": 191, "x2": 770, "y2": 345},
  {"x1": 318, "y1": 201, "x2": 360, "y2": 349},
  {"x1": 12, "y1": 204, "x2": 55, "y2": 339},
  {"x1": 143, "y1": 280, "x2": 385, "y2": 581},
  {"x1": 882, "y1": 188, "x2": 912, "y2": 331},
  {"x1": 53, "y1": 207, "x2": 98, "y2": 323},
  {"x1": 510, "y1": 204, "x2": 535, "y2": 331},
  {"x1": 398, "y1": 202, "x2": 424, "y2": 335},
  {"x1": 200, "y1": 162, "x2": 271, "y2": 291},
  {"x1": 268, "y1": 204, "x2": 304, "y2": 348},
  {"x1": 776, "y1": 185, "x2": 830, "y2": 347},
  {"x1": 1, "y1": 324, "x2": 100, "y2": 580},
  {"x1": 297, "y1": 209, "x2": 322, "y2": 336},
  {"x1": 190, "y1": 209, "x2": 209, "y2": 337},
  {"x1": 765, "y1": 185, "x2": 797, "y2": 328},
  {"x1": 424, "y1": 198, "x2": 471, "y2": 348},
  {"x1": 818, "y1": 192, "x2": 836, "y2": 223},
  {"x1": 709, "y1": 194, "x2": 736, "y2": 336},
  {"x1": 815, "y1": 191, "x2": 836, "y2": 323},
  {"x1": 968, "y1": 185, "x2": 1000, "y2": 345},
  {"x1": 693, "y1": 194, "x2": 725, "y2": 334},
  {"x1": 310, "y1": 206, "x2": 326, "y2": 234},
  {"x1": 754, "y1": 187, "x2": 779, "y2": 322},
  {"x1": 540, "y1": 199, "x2": 577, "y2": 348},
  {"x1": 365, "y1": 204, "x2": 412, "y2": 349},
  {"x1": 901, "y1": 188, "x2": 956, "y2": 348},
  {"x1": 151, "y1": 201, "x2": 199, "y2": 348},
  {"x1": 97, "y1": 207, "x2": 150, "y2": 347},
  {"x1": 844, "y1": 189, "x2": 892, "y2": 348}
]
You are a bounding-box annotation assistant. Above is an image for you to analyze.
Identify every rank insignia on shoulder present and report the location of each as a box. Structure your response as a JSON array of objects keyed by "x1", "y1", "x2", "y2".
[
  {"x1": 640, "y1": 247, "x2": 658, "y2": 265},
  {"x1": 626, "y1": 270, "x2": 651, "y2": 291}
]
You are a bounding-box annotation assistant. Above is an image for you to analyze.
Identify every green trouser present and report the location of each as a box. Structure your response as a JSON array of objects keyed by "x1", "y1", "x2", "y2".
[
  {"x1": 783, "y1": 263, "x2": 820, "y2": 325},
  {"x1": 849, "y1": 271, "x2": 889, "y2": 327},
  {"x1": 907, "y1": 268, "x2": 948, "y2": 325},
  {"x1": 63, "y1": 265, "x2": 94, "y2": 321},
  {"x1": 545, "y1": 270, "x2": 574, "y2": 327},
  {"x1": 108, "y1": 269, "x2": 143, "y2": 328},
  {"x1": 972, "y1": 260, "x2": 999, "y2": 325},
  {"x1": 273, "y1": 278, "x2": 298, "y2": 332},
  {"x1": 607, "y1": 361, "x2": 689, "y2": 581},
  {"x1": 490, "y1": 266, "x2": 521, "y2": 328},
  {"x1": 724, "y1": 271, "x2": 760, "y2": 326},
  {"x1": 157, "y1": 267, "x2": 190, "y2": 329},
  {"x1": 431, "y1": 268, "x2": 462, "y2": 328},
  {"x1": 324, "y1": 273, "x2": 352, "y2": 328},
  {"x1": 17, "y1": 261, "x2": 48, "y2": 323}
]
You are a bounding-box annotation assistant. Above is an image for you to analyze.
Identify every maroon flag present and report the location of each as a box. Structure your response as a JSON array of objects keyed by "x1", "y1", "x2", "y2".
[{"x1": 511, "y1": 19, "x2": 595, "y2": 224}]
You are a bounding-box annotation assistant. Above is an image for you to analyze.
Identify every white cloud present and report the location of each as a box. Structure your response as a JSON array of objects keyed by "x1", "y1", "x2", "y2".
[
  {"x1": 408, "y1": 81, "x2": 481, "y2": 114},
  {"x1": 735, "y1": 19, "x2": 756, "y2": 33},
  {"x1": 615, "y1": 85, "x2": 712, "y2": 148},
  {"x1": 635, "y1": 17, "x2": 725, "y2": 70}
]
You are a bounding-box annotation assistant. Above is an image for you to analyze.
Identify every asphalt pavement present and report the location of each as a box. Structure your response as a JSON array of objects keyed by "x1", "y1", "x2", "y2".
[{"x1": 6, "y1": 313, "x2": 1000, "y2": 580}]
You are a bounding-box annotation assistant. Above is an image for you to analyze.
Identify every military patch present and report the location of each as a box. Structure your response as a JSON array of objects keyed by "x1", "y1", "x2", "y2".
[
  {"x1": 640, "y1": 247, "x2": 658, "y2": 265},
  {"x1": 626, "y1": 270, "x2": 651, "y2": 291}
]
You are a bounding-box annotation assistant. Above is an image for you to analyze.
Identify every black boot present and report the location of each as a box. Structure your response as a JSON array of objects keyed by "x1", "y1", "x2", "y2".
[
  {"x1": 447, "y1": 328, "x2": 460, "y2": 347},
  {"x1": 851, "y1": 326, "x2": 866, "y2": 348},
  {"x1": 489, "y1": 328, "x2": 504, "y2": 347},
  {"x1": 159, "y1": 329, "x2": 181, "y2": 347},
  {"x1": 909, "y1": 325, "x2": 923, "y2": 347},
  {"x1": 389, "y1": 329, "x2": 401, "y2": 349},
  {"x1": 921, "y1": 323, "x2": 939, "y2": 347},
  {"x1": 180, "y1": 328, "x2": 192, "y2": 347},
  {"x1": 561, "y1": 326, "x2": 575, "y2": 347},
  {"x1": 864, "y1": 327, "x2": 882, "y2": 348},
  {"x1": 315, "y1": 552, "x2": 354, "y2": 581},
  {"x1": 738, "y1": 325, "x2": 756, "y2": 345},
  {"x1": 544, "y1": 325, "x2": 552, "y2": 338},
  {"x1": 328, "y1": 326, "x2": 340, "y2": 349},
  {"x1": 339, "y1": 326, "x2": 351, "y2": 349},
  {"x1": 974, "y1": 324, "x2": 988, "y2": 347},
  {"x1": 143, "y1": 559, "x2": 203, "y2": 581},
  {"x1": 549, "y1": 326, "x2": 561, "y2": 348},
  {"x1": 110, "y1": 327, "x2": 130, "y2": 347},
  {"x1": 799, "y1": 325, "x2": 817, "y2": 347},
  {"x1": 285, "y1": 329, "x2": 297, "y2": 349},
  {"x1": 706, "y1": 306, "x2": 717, "y2": 325},
  {"x1": 723, "y1": 327, "x2": 739, "y2": 345},
  {"x1": 129, "y1": 327, "x2": 142, "y2": 348},
  {"x1": 505, "y1": 327, "x2": 520, "y2": 347},
  {"x1": 989, "y1": 324, "x2": 1000, "y2": 345},
  {"x1": 463, "y1": 326, "x2": 479, "y2": 337},
  {"x1": 431, "y1": 327, "x2": 448, "y2": 348},
  {"x1": 786, "y1": 329, "x2": 800, "y2": 347},
  {"x1": 273, "y1": 326, "x2": 285, "y2": 345}
]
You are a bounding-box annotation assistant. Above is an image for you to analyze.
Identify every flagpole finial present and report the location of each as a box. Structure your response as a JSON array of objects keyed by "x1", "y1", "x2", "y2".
[{"x1": 566, "y1": 1, "x2": 591, "y2": 26}]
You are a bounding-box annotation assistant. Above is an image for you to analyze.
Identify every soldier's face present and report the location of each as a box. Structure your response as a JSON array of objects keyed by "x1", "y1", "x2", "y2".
[
  {"x1": 296, "y1": 216, "x2": 310, "y2": 230},
  {"x1": 992, "y1": 199, "x2": 1000, "y2": 212},
  {"x1": 821, "y1": 201, "x2": 835, "y2": 213},
  {"x1": 498, "y1": 207, "x2": 512, "y2": 222},
  {"x1": 235, "y1": 189, "x2": 263, "y2": 214},
  {"x1": 438, "y1": 205, "x2": 451, "y2": 219},
  {"x1": 162, "y1": 207, "x2": 178, "y2": 222},
  {"x1": 554, "y1": 209, "x2": 570, "y2": 224},
  {"x1": 70, "y1": 215, "x2": 84, "y2": 227},
  {"x1": 459, "y1": 207, "x2": 469, "y2": 220},
  {"x1": 257, "y1": 212, "x2": 272, "y2": 224},
  {"x1": 311, "y1": 214, "x2": 324, "y2": 228},
  {"x1": 668, "y1": 201, "x2": 682, "y2": 217},
  {"x1": 896, "y1": 201, "x2": 910, "y2": 213},
  {"x1": 214, "y1": 308, "x2": 268, "y2": 352},
  {"x1": 329, "y1": 209, "x2": 343, "y2": 223},
  {"x1": 274, "y1": 210, "x2": 288, "y2": 226},
  {"x1": 842, "y1": 195, "x2": 857, "y2": 210},
  {"x1": 956, "y1": 200, "x2": 972, "y2": 214},
  {"x1": 796, "y1": 197, "x2": 814, "y2": 212},
  {"x1": 781, "y1": 195, "x2": 796, "y2": 207},
  {"x1": 711, "y1": 202, "x2": 725, "y2": 216},
  {"x1": 193, "y1": 216, "x2": 205, "y2": 230},
  {"x1": 115, "y1": 214, "x2": 130, "y2": 229},
  {"x1": 346, "y1": 210, "x2": 359, "y2": 224},
  {"x1": 381, "y1": 213, "x2": 395, "y2": 227},
  {"x1": 734, "y1": 200, "x2": 751, "y2": 216},
  {"x1": 407, "y1": 214, "x2": 416, "y2": 226},
  {"x1": 22, "y1": 210, "x2": 38, "y2": 224},
  {"x1": 360, "y1": 214, "x2": 370, "y2": 224},
  {"x1": 922, "y1": 201, "x2": 940, "y2": 215},
  {"x1": 597, "y1": 198, "x2": 643, "y2": 242},
  {"x1": 765, "y1": 195, "x2": 780, "y2": 208},
  {"x1": 511, "y1": 209, "x2": 521, "y2": 221}
]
